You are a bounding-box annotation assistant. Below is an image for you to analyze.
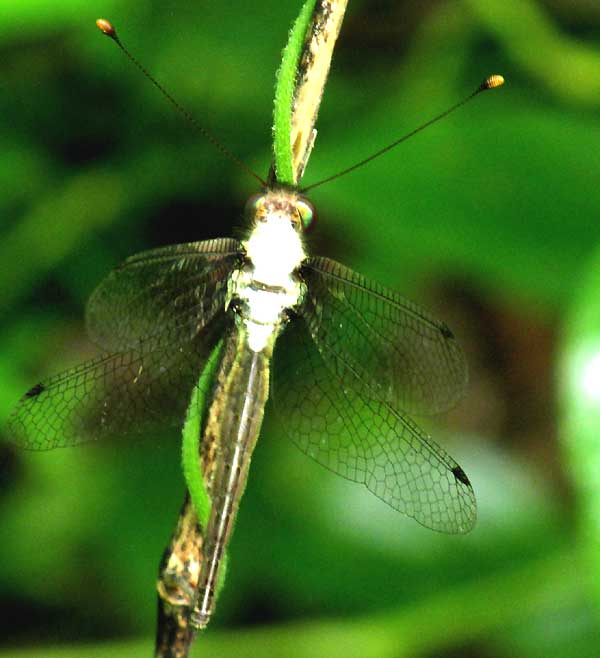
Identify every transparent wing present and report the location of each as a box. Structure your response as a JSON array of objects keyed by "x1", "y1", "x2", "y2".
[
  {"x1": 271, "y1": 318, "x2": 476, "y2": 533},
  {"x1": 86, "y1": 238, "x2": 241, "y2": 351},
  {"x1": 6, "y1": 315, "x2": 229, "y2": 450},
  {"x1": 301, "y1": 257, "x2": 467, "y2": 416}
]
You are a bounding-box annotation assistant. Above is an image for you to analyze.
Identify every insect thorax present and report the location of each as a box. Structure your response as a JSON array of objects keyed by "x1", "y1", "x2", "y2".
[{"x1": 230, "y1": 190, "x2": 308, "y2": 353}]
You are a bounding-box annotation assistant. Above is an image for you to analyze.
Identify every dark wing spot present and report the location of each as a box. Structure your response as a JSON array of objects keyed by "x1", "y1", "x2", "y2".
[
  {"x1": 25, "y1": 383, "x2": 45, "y2": 398},
  {"x1": 440, "y1": 323, "x2": 454, "y2": 339},
  {"x1": 452, "y1": 465, "x2": 471, "y2": 487}
]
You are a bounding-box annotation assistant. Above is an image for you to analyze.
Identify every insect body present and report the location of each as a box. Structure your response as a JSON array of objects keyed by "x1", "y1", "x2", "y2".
[
  {"x1": 7, "y1": 183, "x2": 474, "y2": 627},
  {"x1": 6, "y1": 18, "x2": 499, "y2": 634},
  {"x1": 233, "y1": 190, "x2": 308, "y2": 353}
]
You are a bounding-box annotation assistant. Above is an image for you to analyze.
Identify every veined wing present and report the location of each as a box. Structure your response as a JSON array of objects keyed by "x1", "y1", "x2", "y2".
[
  {"x1": 271, "y1": 317, "x2": 476, "y2": 533},
  {"x1": 86, "y1": 238, "x2": 241, "y2": 351},
  {"x1": 7, "y1": 315, "x2": 229, "y2": 450},
  {"x1": 301, "y1": 257, "x2": 467, "y2": 416}
]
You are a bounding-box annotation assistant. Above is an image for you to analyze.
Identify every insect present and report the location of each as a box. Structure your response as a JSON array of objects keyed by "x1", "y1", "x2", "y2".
[{"x1": 6, "y1": 17, "x2": 503, "y2": 630}]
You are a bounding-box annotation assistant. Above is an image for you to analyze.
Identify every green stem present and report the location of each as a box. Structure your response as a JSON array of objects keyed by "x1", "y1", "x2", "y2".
[
  {"x1": 273, "y1": 0, "x2": 318, "y2": 186},
  {"x1": 180, "y1": 339, "x2": 229, "y2": 597},
  {"x1": 181, "y1": 340, "x2": 223, "y2": 527}
]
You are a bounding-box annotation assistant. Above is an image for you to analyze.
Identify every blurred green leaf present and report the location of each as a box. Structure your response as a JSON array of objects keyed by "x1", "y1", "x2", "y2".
[
  {"x1": 0, "y1": 170, "x2": 125, "y2": 308},
  {"x1": 466, "y1": 0, "x2": 600, "y2": 107},
  {"x1": 0, "y1": 549, "x2": 587, "y2": 658},
  {"x1": 559, "y1": 243, "x2": 600, "y2": 607}
]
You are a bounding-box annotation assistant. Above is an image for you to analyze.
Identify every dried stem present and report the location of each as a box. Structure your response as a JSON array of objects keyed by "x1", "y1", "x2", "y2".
[
  {"x1": 155, "y1": 496, "x2": 201, "y2": 658},
  {"x1": 290, "y1": 0, "x2": 348, "y2": 182}
]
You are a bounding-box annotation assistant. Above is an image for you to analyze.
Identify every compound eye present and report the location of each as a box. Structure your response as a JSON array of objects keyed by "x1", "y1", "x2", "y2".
[
  {"x1": 296, "y1": 198, "x2": 316, "y2": 231},
  {"x1": 245, "y1": 193, "x2": 265, "y2": 219}
]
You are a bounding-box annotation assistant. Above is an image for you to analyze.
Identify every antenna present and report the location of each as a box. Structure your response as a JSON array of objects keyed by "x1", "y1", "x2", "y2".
[
  {"x1": 301, "y1": 74, "x2": 505, "y2": 193},
  {"x1": 95, "y1": 19, "x2": 267, "y2": 186}
]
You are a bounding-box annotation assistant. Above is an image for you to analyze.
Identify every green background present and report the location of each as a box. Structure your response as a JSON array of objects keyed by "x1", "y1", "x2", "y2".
[{"x1": 2, "y1": 0, "x2": 600, "y2": 656}]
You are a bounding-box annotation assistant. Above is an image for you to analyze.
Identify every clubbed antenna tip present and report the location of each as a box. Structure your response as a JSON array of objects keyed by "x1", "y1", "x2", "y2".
[
  {"x1": 93, "y1": 17, "x2": 266, "y2": 186},
  {"x1": 96, "y1": 18, "x2": 117, "y2": 40},
  {"x1": 481, "y1": 74, "x2": 505, "y2": 91},
  {"x1": 302, "y1": 73, "x2": 506, "y2": 193}
]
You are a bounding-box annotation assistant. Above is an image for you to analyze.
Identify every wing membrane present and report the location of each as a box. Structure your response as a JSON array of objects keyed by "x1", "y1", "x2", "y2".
[
  {"x1": 86, "y1": 238, "x2": 241, "y2": 351},
  {"x1": 7, "y1": 316, "x2": 228, "y2": 450},
  {"x1": 271, "y1": 318, "x2": 476, "y2": 533},
  {"x1": 302, "y1": 257, "x2": 467, "y2": 416}
]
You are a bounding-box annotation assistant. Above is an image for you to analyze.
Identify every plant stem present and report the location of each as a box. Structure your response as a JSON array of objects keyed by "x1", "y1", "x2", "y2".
[
  {"x1": 155, "y1": 495, "x2": 202, "y2": 658},
  {"x1": 155, "y1": 2, "x2": 349, "y2": 655},
  {"x1": 272, "y1": 0, "x2": 349, "y2": 186}
]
